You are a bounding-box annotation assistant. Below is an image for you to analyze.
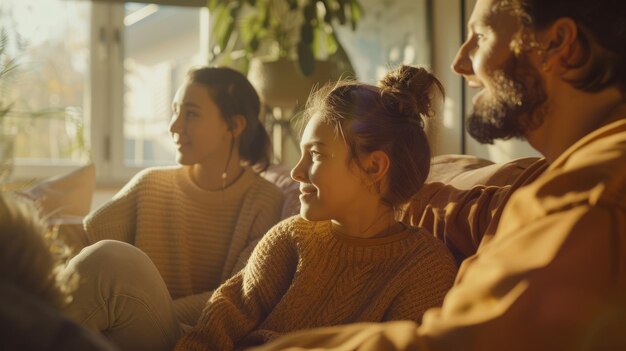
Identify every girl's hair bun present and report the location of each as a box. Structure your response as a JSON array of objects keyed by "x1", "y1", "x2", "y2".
[{"x1": 378, "y1": 65, "x2": 445, "y2": 127}]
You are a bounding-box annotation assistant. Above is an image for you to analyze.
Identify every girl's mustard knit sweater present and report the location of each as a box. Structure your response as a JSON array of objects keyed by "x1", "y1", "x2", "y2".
[{"x1": 175, "y1": 215, "x2": 457, "y2": 351}]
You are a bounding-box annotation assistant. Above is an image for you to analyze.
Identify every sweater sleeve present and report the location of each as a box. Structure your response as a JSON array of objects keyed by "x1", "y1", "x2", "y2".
[
  {"x1": 403, "y1": 183, "x2": 511, "y2": 265},
  {"x1": 83, "y1": 171, "x2": 148, "y2": 244},
  {"x1": 174, "y1": 219, "x2": 298, "y2": 351},
  {"x1": 402, "y1": 159, "x2": 547, "y2": 265},
  {"x1": 383, "y1": 238, "x2": 458, "y2": 323}
]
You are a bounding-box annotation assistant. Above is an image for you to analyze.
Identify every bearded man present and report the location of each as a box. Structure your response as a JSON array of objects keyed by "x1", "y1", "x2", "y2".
[{"x1": 249, "y1": 0, "x2": 626, "y2": 350}]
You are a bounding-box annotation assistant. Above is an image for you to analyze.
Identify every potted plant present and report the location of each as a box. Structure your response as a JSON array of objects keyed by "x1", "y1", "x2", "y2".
[
  {"x1": 208, "y1": 0, "x2": 362, "y2": 74},
  {"x1": 207, "y1": 0, "x2": 363, "y2": 108}
]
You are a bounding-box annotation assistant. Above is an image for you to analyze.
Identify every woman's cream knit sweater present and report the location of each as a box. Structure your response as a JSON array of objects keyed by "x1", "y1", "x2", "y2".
[
  {"x1": 84, "y1": 166, "x2": 284, "y2": 321},
  {"x1": 175, "y1": 215, "x2": 457, "y2": 351}
]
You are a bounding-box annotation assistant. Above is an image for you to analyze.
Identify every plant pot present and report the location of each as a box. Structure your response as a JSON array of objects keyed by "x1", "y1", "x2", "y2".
[{"x1": 247, "y1": 57, "x2": 342, "y2": 110}]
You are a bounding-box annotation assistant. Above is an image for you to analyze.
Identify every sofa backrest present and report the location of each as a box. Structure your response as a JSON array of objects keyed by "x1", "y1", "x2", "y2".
[
  {"x1": 261, "y1": 164, "x2": 300, "y2": 220},
  {"x1": 262, "y1": 154, "x2": 540, "y2": 221},
  {"x1": 16, "y1": 155, "x2": 539, "y2": 254},
  {"x1": 428, "y1": 154, "x2": 539, "y2": 189}
]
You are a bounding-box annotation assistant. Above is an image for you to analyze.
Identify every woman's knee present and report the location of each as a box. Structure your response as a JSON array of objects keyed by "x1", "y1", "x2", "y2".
[
  {"x1": 68, "y1": 240, "x2": 159, "y2": 285},
  {"x1": 78, "y1": 240, "x2": 147, "y2": 263}
]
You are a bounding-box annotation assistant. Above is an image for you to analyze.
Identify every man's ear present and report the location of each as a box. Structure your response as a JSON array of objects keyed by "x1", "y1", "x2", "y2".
[
  {"x1": 230, "y1": 115, "x2": 247, "y2": 138},
  {"x1": 540, "y1": 18, "x2": 579, "y2": 72},
  {"x1": 363, "y1": 150, "x2": 390, "y2": 183}
]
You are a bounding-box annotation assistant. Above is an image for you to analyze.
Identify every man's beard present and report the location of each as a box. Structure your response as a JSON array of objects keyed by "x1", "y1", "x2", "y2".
[{"x1": 467, "y1": 53, "x2": 548, "y2": 144}]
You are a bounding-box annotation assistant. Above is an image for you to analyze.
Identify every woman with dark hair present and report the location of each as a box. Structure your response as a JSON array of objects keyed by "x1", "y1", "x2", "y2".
[{"x1": 62, "y1": 67, "x2": 284, "y2": 351}]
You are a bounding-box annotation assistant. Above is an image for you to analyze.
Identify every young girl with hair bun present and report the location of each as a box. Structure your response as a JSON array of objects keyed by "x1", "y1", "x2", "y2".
[{"x1": 175, "y1": 65, "x2": 457, "y2": 351}]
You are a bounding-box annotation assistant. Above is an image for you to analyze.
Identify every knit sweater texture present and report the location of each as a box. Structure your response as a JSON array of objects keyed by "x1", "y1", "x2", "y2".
[
  {"x1": 84, "y1": 166, "x2": 284, "y2": 303},
  {"x1": 175, "y1": 215, "x2": 457, "y2": 351}
]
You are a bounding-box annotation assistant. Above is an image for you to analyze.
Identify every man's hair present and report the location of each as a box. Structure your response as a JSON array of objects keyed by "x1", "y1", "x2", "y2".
[{"x1": 518, "y1": 0, "x2": 626, "y2": 93}]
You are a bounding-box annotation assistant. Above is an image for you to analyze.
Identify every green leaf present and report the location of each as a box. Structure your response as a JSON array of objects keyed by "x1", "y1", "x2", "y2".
[
  {"x1": 300, "y1": 23, "x2": 314, "y2": 44},
  {"x1": 0, "y1": 104, "x2": 13, "y2": 119},
  {"x1": 350, "y1": 0, "x2": 362, "y2": 30},
  {"x1": 249, "y1": 35, "x2": 261, "y2": 52},
  {"x1": 287, "y1": 0, "x2": 298, "y2": 10},
  {"x1": 0, "y1": 57, "x2": 18, "y2": 81},
  {"x1": 303, "y1": 3, "x2": 317, "y2": 22},
  {"x1": 323, "y1": 30, "x2": 338, "y2": 56},
  {"x1": 210, "y1": 6, "x2": 232, "y2": 53},
  {"x1": 240, "y1": 14, "x2": 263, "y2": 53},
  {"x1": 0, "y1": 30, "x2": 8, "y2": 57},
  {"x1": 206, "y1": 0, "x2": 362, "y2": 72},
  {"x1": 220, "y1": 21, "x2": 236, "y2": 54},
  {"x1": 297, "y1": 42, "x2": 316, "y2": 76},
  {"x1": 335, "y1": 0, "x2": 347, "y2": 25},
  {"x1": 319, "y1": 0, "x2": 334, "y2": 23},
  {"x1": 262, "y1": 3, "x2": 270, "y2": 28},
  {"x1": 207, "y1": 0, "x2": 220, "y2": 11}
]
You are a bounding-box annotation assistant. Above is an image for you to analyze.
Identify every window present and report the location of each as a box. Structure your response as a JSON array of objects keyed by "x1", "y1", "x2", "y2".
[
  {"x1": 2, "y1": 0, "x2": 208, "y2": 184},
  {"x1": 121, "y1": 3, "x2": 207, "y2": 168},
  {"x1": 1, "y1": 0, "x2": 91, "y2": 176}
]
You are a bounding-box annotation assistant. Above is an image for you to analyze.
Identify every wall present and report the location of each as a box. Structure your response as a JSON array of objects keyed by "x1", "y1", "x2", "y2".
[
  {"x1": 336, "y1": 0, "x2": 430, "y2": 85},
  {"x1": 430, "y1": 0, "x2": 464, "y2": 156}
]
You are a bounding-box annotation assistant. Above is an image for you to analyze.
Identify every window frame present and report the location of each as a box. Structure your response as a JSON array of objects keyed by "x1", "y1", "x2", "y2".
[{"x1": 12, "y1": 1, "x2": 210, "y2": 186}]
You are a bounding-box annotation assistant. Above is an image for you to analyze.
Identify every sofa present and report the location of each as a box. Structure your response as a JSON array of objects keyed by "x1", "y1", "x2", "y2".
[
  {"x1": 16, "y1": 154, "x2": 539, "y2": 255},
  {"x1": 0, "y1": 153, "x2": 543, "y2": 350}
]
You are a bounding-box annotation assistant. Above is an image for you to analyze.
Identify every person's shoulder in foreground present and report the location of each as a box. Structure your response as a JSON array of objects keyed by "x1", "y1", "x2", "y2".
[{"x1": 0, "y1": 193, "x2": 118, "y2": 351}]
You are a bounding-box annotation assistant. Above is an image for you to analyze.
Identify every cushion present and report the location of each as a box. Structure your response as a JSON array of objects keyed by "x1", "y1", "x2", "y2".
[
  {"x1": 427, "y1": 154, "x2": 495, "y2": 186},
  {"x1": 262, "y1": 164, "x2": 300, "y2": 219},
  {"x1": 19, "y1": 163, "x2": 96, "y2": 218},
  {"x1": 428, "y1": 154, "x2": 538, "y2": 189},
  {"x1": 16, "y1": 164, "x2": 96, "y2": 255}
]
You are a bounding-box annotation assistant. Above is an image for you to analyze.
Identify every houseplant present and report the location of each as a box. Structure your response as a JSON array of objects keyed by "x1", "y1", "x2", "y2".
[
  {"x1": 207, "y1": 0, "x2": 363, "y2": 166},
  {"x1": 207, "y1": 0, "x2": 363, "y2": 76},
  {"x1": 0, "y1": 28, "x2": 18, "y2": 183},
  {"x1": 0, "y1": 25, "x2": 90, "y2": 184}
]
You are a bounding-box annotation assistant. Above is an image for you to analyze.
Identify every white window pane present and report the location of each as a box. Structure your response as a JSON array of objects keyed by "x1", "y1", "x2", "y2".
[
  {"x1": 123, "y1": 3, "x2": 205, "y2": 167},
  {"x1": 0, "y1": 0, "x2": 90, "y2": 165}
]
